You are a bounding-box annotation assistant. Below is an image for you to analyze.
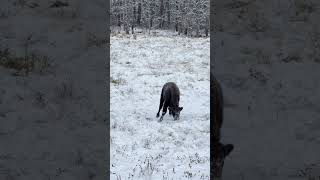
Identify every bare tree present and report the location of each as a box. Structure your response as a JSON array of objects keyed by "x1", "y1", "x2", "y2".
[{"x1": 111, "y1": 0, "x2": 209, "y2": 37}]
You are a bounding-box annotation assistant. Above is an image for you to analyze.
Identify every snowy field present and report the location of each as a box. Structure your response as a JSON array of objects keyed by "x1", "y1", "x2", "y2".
[{"x1": 110, "y1": 32, "x2": 210, "y2": 180}]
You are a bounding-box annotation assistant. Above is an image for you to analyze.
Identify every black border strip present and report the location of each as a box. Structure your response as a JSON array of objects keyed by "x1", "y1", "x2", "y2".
[
  {"x1": 210, "y1": 0, "x2": 215, "y2": 179},
  {"x1": 106, "y1": 0, "x2": 111, "y2": 179}
]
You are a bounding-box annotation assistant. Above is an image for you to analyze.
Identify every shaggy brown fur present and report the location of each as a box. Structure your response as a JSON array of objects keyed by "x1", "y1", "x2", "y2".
[{"x1": 156, "y1": 82, "x2": 183, "y2": 121}]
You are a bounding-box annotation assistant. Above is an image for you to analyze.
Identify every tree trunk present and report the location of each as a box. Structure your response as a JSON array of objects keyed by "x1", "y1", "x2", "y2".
[
  {"x1": 166, "y1": 0, "x2": 170, "y2": 28},
  {"x1": 205, "y1": 28, "x2": 208, "y2": 37},
  {"x1": 125, "y1": 24, "x2": 129, "y2": 34},
  {"x1": 196, "y1": 24, "x2": 200, "y2": 37},
  {"x1": 159, "y1": 0, "x2": 164, "y2": 28},
  {"x1": 133, "y1": 0, "x2": 136, "y2": 22},
  {"x1": 117, "y1": 14, "x2": 121, "y2": 27},
  {"x1": 137, "y1": 2, "x2": 141, "y2": 25},
  {"x1": 175, "y1": 1, "x2": 179, "y2": 32},
  {"x1": 131, "y1": 24, "x2": 134, "y2": 34}
]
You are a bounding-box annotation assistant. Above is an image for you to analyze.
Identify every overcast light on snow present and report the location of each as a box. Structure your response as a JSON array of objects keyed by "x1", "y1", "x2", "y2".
[{"x1": 110, "y1": 32, "x2": 210, "y2": 180}]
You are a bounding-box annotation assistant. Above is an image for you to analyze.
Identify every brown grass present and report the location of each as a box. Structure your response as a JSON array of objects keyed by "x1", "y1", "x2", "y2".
[{"x1": 0, "y1": 48, "x2": 51, "y2": 75}]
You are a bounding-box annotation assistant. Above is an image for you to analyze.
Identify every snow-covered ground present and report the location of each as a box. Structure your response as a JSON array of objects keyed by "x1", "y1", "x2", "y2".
[{"x1": 110, "y1": 33, "x2": 210, "y2": 179}]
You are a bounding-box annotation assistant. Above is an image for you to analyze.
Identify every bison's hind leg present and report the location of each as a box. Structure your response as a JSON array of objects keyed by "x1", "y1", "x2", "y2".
[{"x1": 156, "y1": 94, "x2": 164, "y2": 118}]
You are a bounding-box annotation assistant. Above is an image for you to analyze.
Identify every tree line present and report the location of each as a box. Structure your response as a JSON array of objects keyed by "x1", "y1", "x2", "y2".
[{"x1": 111, "y1": 0, "x2": 209, "y2": 37}]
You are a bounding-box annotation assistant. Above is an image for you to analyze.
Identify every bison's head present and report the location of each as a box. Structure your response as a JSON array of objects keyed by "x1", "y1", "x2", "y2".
[{"x1": 168, "y1": 106, "x2": 183, "y2": 120}]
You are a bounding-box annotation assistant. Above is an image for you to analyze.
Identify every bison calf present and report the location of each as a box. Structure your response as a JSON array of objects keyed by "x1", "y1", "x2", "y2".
[{"x1": 156, "y1": 82, "x2": 183, "y2": 121}]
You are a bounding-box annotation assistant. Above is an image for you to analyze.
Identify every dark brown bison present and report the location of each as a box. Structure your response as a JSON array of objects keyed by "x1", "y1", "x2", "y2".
[
  {"x1": 156, "y1": 82, "x2": 183, "y2": 121},
  {"x1": 211, "y1": 74, "x2": 234, "y2": 179}
]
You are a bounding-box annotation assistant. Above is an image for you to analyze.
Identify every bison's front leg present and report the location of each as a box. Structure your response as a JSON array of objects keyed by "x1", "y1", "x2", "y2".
[{"x1": 159, "y1": 104, "x2": 168, "y2": 122}]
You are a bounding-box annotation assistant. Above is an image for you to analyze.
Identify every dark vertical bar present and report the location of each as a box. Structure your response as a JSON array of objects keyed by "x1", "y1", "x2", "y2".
[
  {"x1": 210, "y1": 0, "x2": 215, "y2": 179},
  {"x1": 106, "y1": 0, "x2": 111, "y2": 179}
]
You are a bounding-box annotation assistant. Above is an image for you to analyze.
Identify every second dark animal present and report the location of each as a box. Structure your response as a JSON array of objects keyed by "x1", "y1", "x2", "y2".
[
  {"x1": 211, "y1": 74, "x2": 234, "y2": 179},
  {"x1": 156, "y1": 82, "x2": 183, "y2": 121}
]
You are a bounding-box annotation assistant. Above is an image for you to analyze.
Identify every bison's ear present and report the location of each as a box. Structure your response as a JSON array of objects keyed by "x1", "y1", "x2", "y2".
[{"x1": 179, "y1": 107, "x2": 183, "y2": 111}]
